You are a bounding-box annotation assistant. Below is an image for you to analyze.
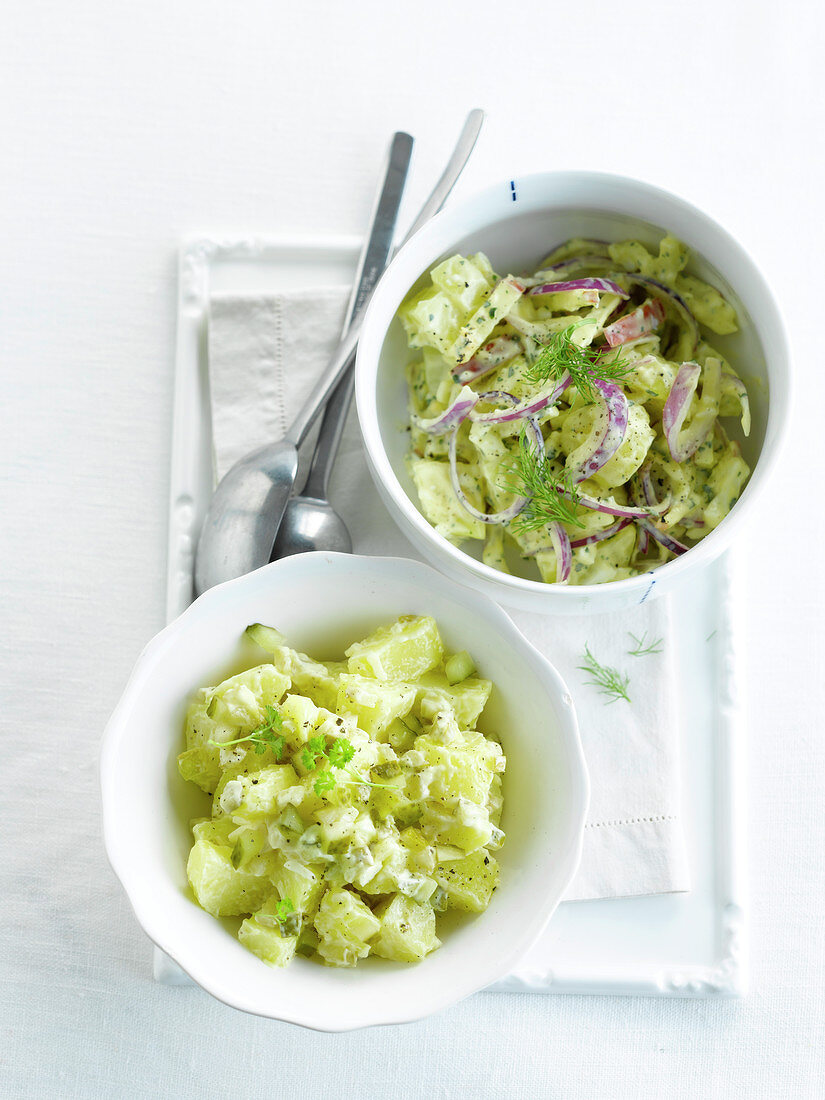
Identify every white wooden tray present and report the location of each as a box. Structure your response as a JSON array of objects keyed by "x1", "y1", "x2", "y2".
[{"x1": 157, "y1": 235, "x2": 747, "y2": 997}]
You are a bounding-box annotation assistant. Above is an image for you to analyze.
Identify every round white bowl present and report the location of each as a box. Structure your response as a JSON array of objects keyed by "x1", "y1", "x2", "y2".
[
  {"x1": 101, "y1": 552, "x2": 588, "y2": 1030},
  {"x1": 355, "y1": 171, "x2": 791, "y2": 614}
]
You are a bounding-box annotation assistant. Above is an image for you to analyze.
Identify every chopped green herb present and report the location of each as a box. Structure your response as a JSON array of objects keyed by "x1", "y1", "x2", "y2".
[
  {"x1": 301, "y1": 735, "x2": 397, "y2": 796},
  {"x1": 275, "y1": 897, "x2": 294, "y2": 921},
  {"x1": 627, "y1": 631, "x2": 664, "y2": 657},
  {"x1": 524, "y1": 323, "x2": 633, "y2": 404},
  {"x1": 208, "y1": 704, "x2": 285, "y2": 758},
  {"x1": 502, "y1": 427, "x2": 585, "y2": 532},
  {"x1": 578, "y1": 644, "x2": 631, "y2": 704}
]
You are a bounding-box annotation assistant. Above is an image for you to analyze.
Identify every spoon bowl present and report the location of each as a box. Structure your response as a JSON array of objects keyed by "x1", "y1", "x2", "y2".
[
  {"x1": 273, "y1": 496, "x2": 353, "y2": 558},
  {"x1": 194, "y1": 439, "x2": 298, "y2": 595}
]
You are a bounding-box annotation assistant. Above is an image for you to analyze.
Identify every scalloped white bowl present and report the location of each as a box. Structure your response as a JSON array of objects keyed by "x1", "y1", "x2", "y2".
[
  {"x1": 355, "y1": 171, "x2": 791, "y2": 614},
  {"x1": 101, "y1": 552, "x2": 588, "y2": 1030}
]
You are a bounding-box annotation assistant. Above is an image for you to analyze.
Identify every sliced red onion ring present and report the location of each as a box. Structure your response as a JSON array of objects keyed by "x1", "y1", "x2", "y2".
[
  {"x1": 447, "y1": 424, "x2": 529, "y2": 526},
  {"x1": 566, "y1": 380, "x2": 629, "y2": 483},
  {"x1": 604, "y1": 298, "x2": 665, "y2": 347},
  {"x1": 527, "y1": 277, "x2": 629, "y2": 300},
  {"x1": 663, "y1": 358, "x2": 722, "y2": 462},
  {"x1": 453, "y1": 336, "x2": 522, "y2": 384},
  {"x1": 721, "y1": 370, "x2": 751, "y2": 436},
  {"x1": 569, "y1": 518, "x2": 632, "y2": 548},
  {"x1": 469, "y1": 375, "x2": 571, "y2": 425},
  {"x1": 634, "y1": 517, "x2": 689, "y2": 556},
  {"x1": 558, "y1": 486, "x2": 669, "y2": 520},
  {"x1": 548, "y1": 522, "x2": 572, "y2": 584},
  {"x1": 637, "y1": 526, "x2": 650, "y2": 555},
  {"x1": 679, "y1": 513, "x2": 706, "y2": 529},
  {"x1": 620, "y1": 273, "x2": 699, "y2": 354},
  {"x1": 413, "y1": 386, "x2": 478, "y2": 434},
  {"x1": 638, "y1": 461, "x2": 659, "y2": 506}
]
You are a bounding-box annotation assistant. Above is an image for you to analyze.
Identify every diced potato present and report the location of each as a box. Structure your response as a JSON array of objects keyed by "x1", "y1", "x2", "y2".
[
  {"x1": 177, "y1": 746, "x2": 222, "y2": 795},
  {"x1": 435, "y1": 850, "x2": 500, "y2": 912},
  {"x1": 414, "y1": 670, "x2": 492, "y2": 728},
  {"x1": 271, "y1": 855, "x2": 323, "y2": 916},
  {"x1": 269, "y1": 646, "x2": 341, "y2": 710},
  {"x1": 345, "y1": 615, "x2": 443, "y2": 683},
  {"x1": 207, "y1": 665, "x2": 290, "y2": 726},
  {"x1": 336, "y1": 675, "x2": 416, "y2": 739},
  {"x1": 278, "y1": 693, "x2": 320, "y2": 745},
  {"x1": 426, "y1": 812, "x2": 493, "y2": 856},
  {"x1": 415, "y1": 737, "x2": 494, "y2": 804},
  {"x1": 238, "y1": 892, "x2": 301, "y2": 967},
  {"x1": 187, "y1": 820, "x2": 272, "y2": 917},
  {"x1": 314, "y1": 889, "x2": 380, "y2": 967},
  {"x1": 371, "y1": 895, "x2": 441, "y2": 963},
  {"x1": 410, "y1": 458, "x2": 487, "y2": 544},
  {"x1": 232, "y1": 765, "x2": 300, "y2": 821},
  {"x1": 430, "y1": 252, "x2": 496, "y2": 313}
]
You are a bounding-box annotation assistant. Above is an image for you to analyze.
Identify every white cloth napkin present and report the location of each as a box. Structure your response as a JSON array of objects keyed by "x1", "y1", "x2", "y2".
[{"x1": 206, "y1": 289, "x2": 690, "y2": 901}]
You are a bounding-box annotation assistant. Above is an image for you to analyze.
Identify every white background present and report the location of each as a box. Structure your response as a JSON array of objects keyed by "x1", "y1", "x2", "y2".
[{"x1": 2, "y1": 1, "x2": 823, "y2": 1096}]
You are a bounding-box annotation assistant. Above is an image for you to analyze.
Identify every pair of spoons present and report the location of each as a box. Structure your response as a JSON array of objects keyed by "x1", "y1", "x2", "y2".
[{"x1": 194, "y1": 110, "x2": 484, "y2": 595}]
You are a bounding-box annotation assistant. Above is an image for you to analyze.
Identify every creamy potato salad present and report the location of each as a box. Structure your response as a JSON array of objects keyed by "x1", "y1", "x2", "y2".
[
  {"x1": 178, "y1": 617, "x2": 504, "y2": 968},
  {"x1": 398, "y1": 235, "x2": 752, "y2": 585}
]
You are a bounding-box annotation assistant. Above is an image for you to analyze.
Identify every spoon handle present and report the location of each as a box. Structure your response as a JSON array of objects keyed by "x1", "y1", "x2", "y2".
[
  {"x1": 302, "y1": 131, "x2": 413, "y2": 498},
  {"x1": 284, "y1": 109, "x2": 485, "y2": 451}
]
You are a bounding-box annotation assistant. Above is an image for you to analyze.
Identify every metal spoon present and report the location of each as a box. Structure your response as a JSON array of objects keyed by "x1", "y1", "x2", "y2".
[
  {"x1": 271, "y1": 129, "x2": 413, "y2": 558},
  {"x1": 194, "y1": 109, "x2": 485, "y2": 594}
]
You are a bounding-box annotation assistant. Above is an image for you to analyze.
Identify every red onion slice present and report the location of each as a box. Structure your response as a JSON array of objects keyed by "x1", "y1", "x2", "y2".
[
  {"x1": 634, "y1": 517, "x2": 689, "y2": 556},
  {"x1": 447, "y1": 426, "x2": 530, "y2": 526},
  {"x1": 453, "y1": 336, "x2": 522, "y2": 384},
  {"x1": 548, "y1": 522, "x2": 572, "y2": 584},
  {"x1": 565, "y1": 380, "x2": 629, "y2": 483},
  {"x1": 635, "y1": 460, "x2": 672, "y2": 514},
  {"x1": 469, "y1": 375, "x2": 572, "y2": 425},
  {"x1": 721, "y1": 370, "x2": 751, "y2": 436},
  {"x1": 637, "y1": 525, "x2": 650, "y2": 555},
  {"x1": 527, "y1": 277, "x2": 629, "y2": 300},
  {"x1": 663, "y1": 358, "x2": 722, "y2": 462},
  {"x1": 620, "y1": 273, "x2": 700, "y2": 354},
  {"x1": 413, "y1": 386, "x2": 478, "y2": 434},
  {"x1": 569, "y1": 518, "x2": 632, "y2": 548},
  {"x1": 558, "y1": 486, "x2": 669, "y2": 520},
  {"x1": 604, "y1": 298, "x2": 665, "y2": 347}
]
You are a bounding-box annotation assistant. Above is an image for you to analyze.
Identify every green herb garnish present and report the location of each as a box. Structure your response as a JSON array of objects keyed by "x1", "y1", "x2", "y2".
[
  {"x1": 301, "y1": 735, "x2": 396, "y2": 796},
  {"x1": 578, "y1": 644, "x2": 631, "y2": 704},
  {"x1": 627, "y1": 631, "x2": 664, "y2": 657},
  {"x1": 503, "y1": 427, "x2": 585, "y2": 532},
  {"x1": 524, "y1": 323, "x2": 632, "y2": 404},
  {"x1": 275, "y1": 897, "x2": 295, "y2": 922},
  {"x1": 208, "y1": 704, "x2": 285, "y2": 758}
]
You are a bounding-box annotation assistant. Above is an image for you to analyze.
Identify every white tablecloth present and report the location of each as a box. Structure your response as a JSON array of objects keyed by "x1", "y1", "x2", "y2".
[{"x1": 2, "y1": 1, "x2": 823, "y2": 1097}]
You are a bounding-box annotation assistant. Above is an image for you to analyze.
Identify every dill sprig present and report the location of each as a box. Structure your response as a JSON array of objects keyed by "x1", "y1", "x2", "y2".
[
  {"x1": 627, "y1": 631, "x2": 664, "y2": 657},
  {"x1": 578, "y1": 644, "x2": 631, "y2": 704},
  {"x1": 524, "y1": 323, "x2": 633, "y2": 403},
  {"x1": 502, "y1": 427, "x2": 585, "y2": 532}
]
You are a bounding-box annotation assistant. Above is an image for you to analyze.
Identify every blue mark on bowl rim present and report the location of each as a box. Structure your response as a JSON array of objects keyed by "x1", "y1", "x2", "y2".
[
  {"x1": 509, "y1": 180, "x2": 517, "y2": 202},
  {"x1": 639, "y1": 576, "x2": 656, "y2": 604}
]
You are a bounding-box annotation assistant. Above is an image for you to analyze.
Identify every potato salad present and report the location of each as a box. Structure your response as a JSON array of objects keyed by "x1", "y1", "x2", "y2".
[
  {"x1": 178, "y1": 617, "x2": 504, "y2": 968},
  {"x1": 398, "y1": 235, "x2": 752, "y2": 585}
]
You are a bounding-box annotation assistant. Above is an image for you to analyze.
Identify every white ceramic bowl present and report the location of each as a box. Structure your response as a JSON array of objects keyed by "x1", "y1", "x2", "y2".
[
  {"x1": 355, "y1": 171, "x2": 791, "y2": 614},
  {"x1": 101, "y1": 553, "x2": 588, "y2": 1030}
]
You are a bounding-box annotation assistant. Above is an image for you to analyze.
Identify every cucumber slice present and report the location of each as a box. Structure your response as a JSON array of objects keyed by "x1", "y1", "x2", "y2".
[
  {"x1": 245, "y1": 623, "x2": 287, "y2": 651},
  {"x1": 444, "y1": 650, "x2": 476, "y2": 686}
]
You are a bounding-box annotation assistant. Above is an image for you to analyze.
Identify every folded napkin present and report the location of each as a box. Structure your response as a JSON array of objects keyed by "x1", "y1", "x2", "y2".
[{"x1": 206, "y1": 289, "x2": 690, "y2": 901}]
